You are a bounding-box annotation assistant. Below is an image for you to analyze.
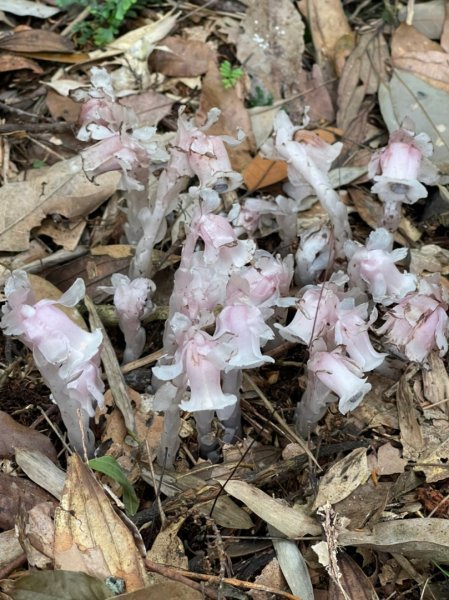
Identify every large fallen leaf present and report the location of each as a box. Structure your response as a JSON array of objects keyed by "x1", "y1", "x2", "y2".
[
  {"x1": 391, "y1": 24, "x2": 449, "y2": 94},
  {"x1": 379, "y1": 69, "x2": 449, "y2": 172},
  {"x1": 218, "y1": 479, "x2": 320, "y2": 538},
  {"x1": 339, "y1": 518, "x2": 449, "y2": 563},
  {"x1": 0, "y1": 157, "x2": 119, "y2": 251},
  {"x1": 8, "y1": 570, "x2": 110, "y2": 600},
  {"x1": 329, "y1": 552, "x2": 379, "y2": 600},
  {"x1": 306, "y1": 0, "x2": 351, "y2": 61},
  {"x1": 268, "y1": 525, "x2": 313, "y2": 600},
  {"x1": 312, "y1": 448, "x2": 370, "y2": 510},
  {"x1": 0, "y1": 29, "x2": 73, "y2": 53},
  {"x1": 196, "y1": 61, "x2": 255, "y2": 172},
  {"x1": 236, "y1": 0, "x2": 305, "y2": 119},
  {"x1": 0, "y1": 411, "x2": 57, "y2": 462},
  {"x1": 54, "y1": 455, "x2": 147, "y2": 591},
  {"x1": 0, "y1": 474, "x2": 55, "y2": 529},
  {"x1": 148, "y1": 36, "x2": 215, "y2": 77},
  {"x1": 0, "y1": 54, "x2": 43, "y2": 73}
]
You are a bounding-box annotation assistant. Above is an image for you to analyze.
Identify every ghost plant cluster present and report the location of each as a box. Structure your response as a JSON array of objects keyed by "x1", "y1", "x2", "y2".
[{"x1": 2, "y1": 66, "x2": 447, "y2": 464}]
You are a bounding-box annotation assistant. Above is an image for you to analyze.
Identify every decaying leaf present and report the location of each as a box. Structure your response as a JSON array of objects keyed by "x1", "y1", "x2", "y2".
[
  {"x1": 379, "y1": 69, "x2": 449, "y2": 172},
  {"x1": 0, "y1": 474, "x2": 55, "y2": 530},
  {"x1": 421, "y1": 351, "x2": 449, "y2": 409},
  {"x1": 0, "y1": 54, "x2": 43, "y2": 73},
  {"x1": 196, "y1": 61, "x2": 255, "y2": 172},
  {"x1": 236, "y1": 0, "x2": 305, "y2": 120},
  {"x1": 268, "y1": 525, "x2": 314, "y2": 600},
  {"x1": 328, "y1": 552, "x2": 379, "y2": 600},
  {"x1": 0, "y1": 411, "x2": 57, "y2": 462},
  {"x1": 398, "y1": 0, "x2": 445, "y2": 40},
  {"x1": 218, "y1": 479, "x2": 321, "y2": 537},
  {"x1": 339, "y1": 518, "x2": 449, "y2": 563},
  {"x1": 414, "y1": 436, "x2": 449, "y2": 483},
  {"x1": 306, "y1": 0, "x2": 351, "y2": 62},
  {"x1": 17, "y1": 501, "x2": 54, "y2": 569},
  {"x1": 312, "y1": 448, "x2": 370, "y2": 510},
  {"x1": 15, "y1": 448, "x2": 66, "y2": 501},
  {"x1": 0, "y1": 529, "x2": 24, "y2": 569},
  {"x1": 54, "y1": 455, "x2": 147, "y2": 591},
  {"x1": 396, "y1": 371, "x2": 424, "y2": 460},
  {"x1": 243, "y1": 156, "x2": 288, "y2": 191},
  {"x1": 391, "y1": 24, "x2": 449, "y2": 94},
  {"x1": 337, "y1": 31, "x2": 389, "y2": 132},
  {"x1": 0, "y1": 0, "x2": 60, "y2": 18},
  {"x1": 373, "y1": 443, "x2": 407, "y2": 476},
  {"x1": 0, "y1": 29, "x2": 74, "y2": 53},
  {"x1": 0, "y1": 157, "x2": 120, "y2": 252},
  {"x1": 8, "y1": 570, "x2": 110, "y2": 600},
  {"x1": 148, "y1": 36, "x2": 216, "y2": 77},
  {"x1": 333, "y1": 480, "x2": 391, "y2": 529}
]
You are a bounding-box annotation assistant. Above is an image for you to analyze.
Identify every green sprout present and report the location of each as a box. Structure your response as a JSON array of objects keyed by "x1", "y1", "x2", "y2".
[
  {"x1": 57, "y1": 0, "x2": 141, "y2": 46},
  {"x1": 219, "y1": 60, "x2": 244, "y2": 89}
]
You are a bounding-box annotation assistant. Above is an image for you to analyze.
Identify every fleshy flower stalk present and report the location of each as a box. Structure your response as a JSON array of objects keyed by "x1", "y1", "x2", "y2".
[{"x1": 1, "y1": 271, "x2": 104, "y2": 455}]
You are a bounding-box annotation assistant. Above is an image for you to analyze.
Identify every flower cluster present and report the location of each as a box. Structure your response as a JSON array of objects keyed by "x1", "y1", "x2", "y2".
[
  {"x1": 76, "y1": 67, "x2": 168, "y2": 191},
  {"x1": 1, "y1": 271, "x2": 104, "y2": 455},
  {"x1": 153, "y1": 192, "x2": 293, "y2": 463}
]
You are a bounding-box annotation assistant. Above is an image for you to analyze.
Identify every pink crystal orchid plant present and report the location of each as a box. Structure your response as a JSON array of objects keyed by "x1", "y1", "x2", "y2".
[{"x1": 1, "y1": 271, "x2": 104, "y2": 455}]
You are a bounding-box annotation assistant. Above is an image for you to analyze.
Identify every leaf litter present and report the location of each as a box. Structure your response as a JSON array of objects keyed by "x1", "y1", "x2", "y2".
[{"x1": 2, "y1": 1, "x2": 449, "y2": 599}]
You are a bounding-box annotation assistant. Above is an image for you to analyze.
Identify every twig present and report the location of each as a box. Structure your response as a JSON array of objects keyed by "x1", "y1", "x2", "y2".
[
  {"x1": 121, "y1": 348, "x2": 165, "y2": 374},
  {"x1": 145, "y1": 559, "x2": 219, "y2": 599},
  {"x1": 145, "y1": 559, "x2": 303, "y2": 599},
  {"x1": 0, "y1": 101, "x2": 52, "y2": 122},
  {"x1": 243, "y1": 373, "x2": 320, "y2": 469},
  {"x1": 61, "y1": 5, "x2": 91, "y2": 36},
  {"x1": 0, "y1": 122, "x2": 75, "y2": 135}
]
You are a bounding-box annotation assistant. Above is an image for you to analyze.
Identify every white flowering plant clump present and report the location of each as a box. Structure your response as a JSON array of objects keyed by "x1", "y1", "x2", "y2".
[{"x1": 2, "y1": 65, "x2": 446, "y2": 464}]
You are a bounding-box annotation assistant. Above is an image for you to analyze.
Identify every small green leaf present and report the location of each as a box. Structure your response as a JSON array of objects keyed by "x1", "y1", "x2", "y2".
[{"x1": 89, "y1": 455, "x2": 139, "y2": 516}]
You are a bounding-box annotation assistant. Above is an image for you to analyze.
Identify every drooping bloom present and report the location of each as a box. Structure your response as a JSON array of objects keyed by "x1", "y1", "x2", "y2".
[
  {"x1": 262, "y1": 111, "x2": 350, "y2": 256},
  {"x1": 376, "y1": 277, "x2": 449, "y2": 363},
  {"x1": 1, "y1": 271, "x2": 104, "y2": 454},
  {"x1": 102, "y1": 274, "x2": 155, "y2": 364},
  {"x1": 345, "y1": 228, "x2": 417, "y2": 305},
  {"x1": 369, "y1": 126, "x2": 439, "y2": 231},
  {"x1": 308, "y1": 348, "x2": 371, "y2": 414}
]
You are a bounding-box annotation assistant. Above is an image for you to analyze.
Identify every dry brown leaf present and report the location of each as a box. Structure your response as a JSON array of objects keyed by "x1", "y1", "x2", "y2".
[
  {"x1": 15, "y1": 448, "x2": 66, "y2": 501},
  {"x1": 114, "y1": 581, "x2": 202, "y2": 600},
  {"x1": 421, "y1": 352, "x2": 449, "y2": 411},
  {"x1": 252, "y1": 558, "x2": 287, "y2": 600},
  {"x1": 54, "y1": 455, "x2": 147, "y2": 591},
  {"x1": 148, "y1": 36, "x2": 216, "y2": 77},
  {"x1": 0, "y1": 156, "x2": 119, "y2": 252},
  {"x1": 120, "y1": 91, "x2": 173, "y2": 127},
  {"x1": 46, "y1": 89, "x2": 81, "y2": 122},
  {"x1": 333, "y1": 480, "x2": 391, "y2": 529},
  {"x1": 339, "y1": 518, "x2": 449, "y2": 562},
  {"x1": 410, "y1": 244, "x2": 449, "y2": 275},
  {"x1": 0, "y1": 411, "x2": 57, "y2": 462},
  {"x1": 329, "y1": 552, "x2": 379, "y2": 600},
  {"x1": 391, "y1": 24, "x2": 449, "y2": 94},
  {"x1": 337, "y1": 31, "x2": 389, "y2": 132},
  {"x1": 375, "y1": 443, "x2": 407, "y2": 476},
  {"x1": 397, "y1": 371, "x2": 424, "y2": 460},
  {"x1": 197, "y1": 61, "x2": 255, "y2": 172},
  {"x1": 242, "y1": 156, "x2": 288, "y2": 191},
  {"x1": 17, "y1": 501, "x2": 54, "y2": 568},
  {"x1": 37, "y1": 219, "x2": 86, "y2": 252},
  {"x1": 0, "y1": 529, "x2": 24, "y2": 569},
  {"x1": 146, "y1": 518, "x2": 187, "y2": 572},
  {"x1": 0, "y1": 53, "x2": 43, "y2": 73},
  {"x1": 306, "y1": 0, "x2": 351, "y2": 62},
  {"x1": 0, "y1": 473, "x2": 55, "y2": 529},
  {"x1": 414, "y1": 436, "x2": 449, "y2": 483},
  {"x1": 0, "y1": 29, "x2": 74, "y2": 53},
  {"x1": 236, "y1": 0, "x2": 305, "y2": 120},
  {"x1": 218, "y1": 479, "x2": 321, "y2": 537},
  {"x1": 312, "y1": 448, "x2": 370, "y2": 510},
  {"x1": 91, "y1": 245, "x2": 134, "y2": 259}
]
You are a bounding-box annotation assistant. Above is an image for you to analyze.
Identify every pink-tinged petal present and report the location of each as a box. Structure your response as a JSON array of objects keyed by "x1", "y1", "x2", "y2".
[
  {"x1": 345, "y1": 229, "x2": 417, "y2": 305},
  {"x1": 334, "y1": 303, "x2": 386, "y2": 371},
  {"x1": 308, "y1": 349, "x2": 371, "y2": 414},
  {"x1": 215, "y1": 304, "x2": 274, "y2": 369},
  {"x1": 276, "y1": 286, "x2": 339, "y2": 345}
]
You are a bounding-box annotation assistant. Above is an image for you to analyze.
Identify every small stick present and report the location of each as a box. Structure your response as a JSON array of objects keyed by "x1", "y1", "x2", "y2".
[
  {"x1": 145, "y1": 559, "x2": 303, "y2": 599},
  {"x1": 145, "y1": 559, "x2": 219, "y2": 599}
]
